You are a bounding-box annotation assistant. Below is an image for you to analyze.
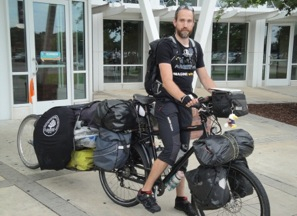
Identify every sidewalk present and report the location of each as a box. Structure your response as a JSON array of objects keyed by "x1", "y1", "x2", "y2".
[{"x1": 0, "y1": 86, "x2": 297, "y2": 216}]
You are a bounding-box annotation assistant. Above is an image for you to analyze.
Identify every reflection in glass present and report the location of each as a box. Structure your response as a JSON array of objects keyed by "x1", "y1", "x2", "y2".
[
  {"x1": 292, "y1": 24, "x2": 297, "y2": 80},
  {"x1": 103, "y1": 20, "x2": 143, "y2": 84},
  {"x1": 160, "y1": 22, "x2": 175, "y2": 38},
  {"x1": 228, "y1": 66, "x2": 246, "y2": 80},
  {"x1": 292, "y1": 66, "x2": 297, "y2": 80},
  {"x1": 36, "y1": 68, "x2": 67, "y2": 100},
  {"x1": 74, "y1": 73, "x2": 86, "y2": 99},
  {"x1": 123, "y1": 21, "x2": 143, "y2": 64},
  {"x1": 123, "y1": 21, "x2": 143, "y2": 83},
  {"x1": 292, "y1": 23, "x2": 297, "y2": 63},
  {"x1": 270, "y1": 26, "x2": 289, "y2": 60},
  {"x1": 123, "y1": 66, "x2": 142, "y2": 82},
  {"x1": 9, "y1": 0, "x2": 28, "y2": 72},
  {"x1": 229, "y1": 23, "x2": 247, "y2": 64},
  {"x1": 104, "y1": 20, "x2": 121, "y2": 64},
  {"x1": 162, "y1": 0, "x2": 198, "y2": 6},
  {"x1": 72, "y1": 1, "x2": 85, "y2": 70},
  {"x1": 211, "y1": 66, "x2": 226, "y2": 81},
  {"x1": 211, "y1": 23, "x2": 248, "y2": 81},
  {"x1": 269, "y1": 26, "x2": 289, "y2": 79},
  {"x1": 34, "y1": 3, "x2": 66, "y2": 65},
  {"x1": 33, "y1": 3, "x2": 67, "y2": 101},
  {"x1": 269, "y1": 61, "x2": 287, "y2": 79},
  {"x1": 104, "y1": 66, "x2": 121, "y2": 83},
  {"x1": 160, "y1": 21, "x2": 196, "y2": 38},
  {"x1": 124, "y1": 0, "x2": 139, "y2": 3},
  {"x1": 13, "y1": 75, "x2": 28, "y2": 104},
  {"x1": 212, "y1": 23, "x2": 227, "y2": 64},
  {"x1": 263, "y1": 24, "x2": 268, "y2": 64},
  {"x1": 262, "y1": 65, "x2": 265, "y2": 80}
]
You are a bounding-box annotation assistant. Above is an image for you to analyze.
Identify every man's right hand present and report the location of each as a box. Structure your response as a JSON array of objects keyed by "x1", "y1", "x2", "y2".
[{"x1": 181, "y1": 94, "x2": 198, "y2": 107}]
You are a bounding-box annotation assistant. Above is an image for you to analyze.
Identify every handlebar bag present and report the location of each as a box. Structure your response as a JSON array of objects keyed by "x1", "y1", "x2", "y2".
[
  {"x1": 186, "y1": 165, "x2": 230, "y2": 210},
  {"x1": 211, "y1": 89, "x2": 248, "y2": 118},
  {"x1": 94, "y1": 127, "x2": 131, "y2": 171}
]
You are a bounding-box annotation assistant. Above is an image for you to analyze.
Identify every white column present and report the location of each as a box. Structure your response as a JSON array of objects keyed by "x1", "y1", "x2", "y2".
[
  {"x1": 139, "y1": 0, "x2": 159, "y2": 42},
  {"x1": 87, "y1": 1, "x2": 94, "y2": 100},
  {"x1": 247, "y1": 19, "x2": 266, "y2": 87},
  {"x1": 92, "y1": 13, "x2": 104, "y2": 91},
  {"x1": 192, "y1": 0, "x2": 217, "y2": 89},
  {"x1": 0, "y1": 0, "x2": 12, "y2": 119}
]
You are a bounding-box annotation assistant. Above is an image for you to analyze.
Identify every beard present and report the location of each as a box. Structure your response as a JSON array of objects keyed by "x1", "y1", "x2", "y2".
[{"x1": 176, "y1": 28, "x2": 192, "y2": 39}]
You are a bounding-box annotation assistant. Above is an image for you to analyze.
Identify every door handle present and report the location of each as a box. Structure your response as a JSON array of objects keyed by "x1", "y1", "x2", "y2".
[{"x1": 32, "y1": 58, "x2": 39, "y2": 75}]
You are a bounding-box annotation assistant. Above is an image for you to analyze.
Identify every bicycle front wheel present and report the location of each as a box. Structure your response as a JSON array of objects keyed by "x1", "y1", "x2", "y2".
[
  {"x1": 192, "y1": 163, "x2": 270, "y2": 216},
  {"x1": 17, "y1": 114, "x2": 40, "y2": 169},
  {"x1": 99, "y1": 144, "x2": 150, "y2": 207}
]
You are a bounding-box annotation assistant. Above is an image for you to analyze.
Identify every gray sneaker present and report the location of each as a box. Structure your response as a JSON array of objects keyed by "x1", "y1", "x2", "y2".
[{"x1": 136, "y1": 190, "x2": 161, "y2": 213}]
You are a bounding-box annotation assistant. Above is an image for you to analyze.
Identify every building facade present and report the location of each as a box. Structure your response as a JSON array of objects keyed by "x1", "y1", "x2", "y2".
[{"x1": 1, "y1": 0, "x2": 296, "y2": 120}]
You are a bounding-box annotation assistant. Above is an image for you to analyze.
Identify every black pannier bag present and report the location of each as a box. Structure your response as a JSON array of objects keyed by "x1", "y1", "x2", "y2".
[
  {"x1": 211, "y1": 88, "x2": 248, "y2": 118},
  {"x1": 72, "y1": 101, "x2": 101, "y2": 128},
  {"x1": 186, "y1": 166, "x2": 230, "y2": 210},
  {"x1": 94, "y1": 127, "x2": 131, "y2": 171},
  {"x1": 33, "y1": 107, "x2": 76, "y2": 170},
  {"x1": 94, "y1": 99, "x2": 138, "y2": 132},
  {"x1": 224, "y1": 129, "x2": 254, "y2": 159},
  {"x1": 228, "y1": 158, "x2": 254, "y2": 198},
  {"x1": 193, "y1": 129, "x2": 254, "y2": 166}
]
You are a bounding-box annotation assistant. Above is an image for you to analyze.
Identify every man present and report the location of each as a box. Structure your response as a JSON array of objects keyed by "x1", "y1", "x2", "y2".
[{"x1": 137, "y1": 5, "x2": 216, "y2": 215}]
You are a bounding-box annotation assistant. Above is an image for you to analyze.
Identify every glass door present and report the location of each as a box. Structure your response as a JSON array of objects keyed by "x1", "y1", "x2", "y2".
[
  {"x1": 30, "y1": 0, "x2": 71, "y2": 114},
  {"x1": 265, "y1": 24, "x2": 293, "y2": 86}
]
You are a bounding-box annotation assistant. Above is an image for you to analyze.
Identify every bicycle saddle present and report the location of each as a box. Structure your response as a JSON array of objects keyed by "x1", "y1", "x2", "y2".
[{"x1": 133, "y1": 94, "x2": 155, "y2": 105}]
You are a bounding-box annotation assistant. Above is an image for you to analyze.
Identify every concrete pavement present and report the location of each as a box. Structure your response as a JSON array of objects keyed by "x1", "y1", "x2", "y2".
[{"x1": 0, "y1": 86, "x2": 297, "y2": 216}]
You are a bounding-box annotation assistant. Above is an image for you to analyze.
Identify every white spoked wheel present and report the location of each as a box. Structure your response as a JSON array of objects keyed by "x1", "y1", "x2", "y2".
[{"x1": 17, "y1": 114, "x2": 40, "y2": 169}]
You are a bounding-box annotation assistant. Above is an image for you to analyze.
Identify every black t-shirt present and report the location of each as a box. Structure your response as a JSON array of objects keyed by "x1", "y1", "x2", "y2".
[{"x1": 156, "y1": 36, "x2": 205, "y2": 95}]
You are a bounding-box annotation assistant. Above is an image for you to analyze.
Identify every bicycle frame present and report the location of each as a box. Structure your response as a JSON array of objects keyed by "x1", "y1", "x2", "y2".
[
  {"x1": 96, "y1": 94, "x2": 270, "y2": 214},
  {"x1": 133, "y1": 95, "x2": 214, "y2": 196}
]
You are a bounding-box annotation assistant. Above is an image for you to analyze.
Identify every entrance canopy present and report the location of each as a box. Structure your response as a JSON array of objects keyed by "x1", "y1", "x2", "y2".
[{"x1": 92, "y1": 2, "x2": 296, "y2": 22}]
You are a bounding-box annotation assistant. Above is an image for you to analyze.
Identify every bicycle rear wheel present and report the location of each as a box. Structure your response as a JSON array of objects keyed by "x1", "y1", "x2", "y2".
[
  {"x1": 17, "y1": 114, "x2": 40, "y2": 169},
  {"x1": 192, "y1": 163, "x2": 270, "y2": 216},
  {"x1": 99, "y1": 144, "x2": 150, "y2": 207}
]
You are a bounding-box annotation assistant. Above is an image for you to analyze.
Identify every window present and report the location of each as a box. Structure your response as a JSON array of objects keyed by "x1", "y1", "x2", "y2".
[
  {"x1": 159, "y1": 21, "x2": 197, "y2": 38},
  {"x1": 103, "y1": 0, "x2": 139, "y2": 3},
  {"x1": 211, "y1": 23, "x2": 248, "y2": 81},
  {"x1": 161, "y1": 0, "x2": 198, "y2": 7},
  {"x1": 124, "y1": 0, "x2": 139, "y2": 3},
  {"x1": 160, "y1": 22, "x2": 175, "y2": 38},
  {"x1": 13, "y1": 75, "x2": 28, "y2": 104},
  {"x1": 73, "y1": 1, "x2": 85, "y2": 71},
  {"x1": 72, "y1": 1, "x2": 86, "y2": 99},
  {"x1": 262, "y1": 24, "x2": 268, "y2": 80},
  {"x1": 9, "y1": 0, "x2": 28, "y2": 104},
  {"x1": 292, "y1": 23, "x2": 297, "y2": 80},
  {"x1": 103, "y1": 20, "x2": 143, "y2": 83}
]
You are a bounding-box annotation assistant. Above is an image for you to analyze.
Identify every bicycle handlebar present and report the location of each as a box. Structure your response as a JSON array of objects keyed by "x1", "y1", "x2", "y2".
[{"x1": 191, "y1": 96, "x2": 212, "y2": 112}]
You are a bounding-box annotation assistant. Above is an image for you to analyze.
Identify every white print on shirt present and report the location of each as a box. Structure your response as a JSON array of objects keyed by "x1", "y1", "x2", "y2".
[{"x1": 173, "y1": 72, "x2": 194, "y2": 76}]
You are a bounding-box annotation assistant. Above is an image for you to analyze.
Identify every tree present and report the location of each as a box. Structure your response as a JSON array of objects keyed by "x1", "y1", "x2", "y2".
[{"x1": 217, "y1": 0, "x2": 297, "y2": 20}]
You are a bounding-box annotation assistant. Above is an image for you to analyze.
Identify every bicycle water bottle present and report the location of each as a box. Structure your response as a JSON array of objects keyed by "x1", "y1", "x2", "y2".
[{"x1": 166, "y1": 170, "x2": 185, "y2": 191}]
